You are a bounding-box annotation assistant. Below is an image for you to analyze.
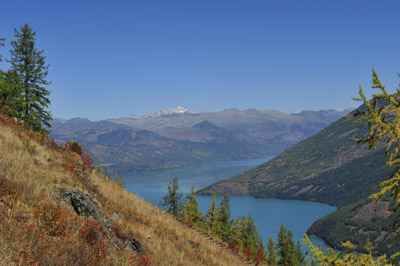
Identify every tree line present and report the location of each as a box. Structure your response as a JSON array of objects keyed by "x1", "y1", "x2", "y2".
[
  {"x1": 161, "y1": 177, "x2": 306, "y2": 265},
  {"x1": 0, "y1": 23, "x2": 51, "y2": 133}
]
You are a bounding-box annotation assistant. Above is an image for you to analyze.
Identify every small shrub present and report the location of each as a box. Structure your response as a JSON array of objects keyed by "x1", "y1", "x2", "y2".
[
  {"x1": 35, "y1": 203, "x2": 68, "y2": 237},
  {"x1": 65, "y1": 141, "x2": 82, "y2": 156},
  {"x1": 0, "y1": 176, "x2": 23, "y2": 199},
  {"x1": 114, "y1": 223, "x2": 130, "y2": 241},
  {"x1": 81, "y1": 153, "x2": 95, "y2": 173},
  {"x1": 23, "y1": 139, "x2": 37, "y2": 155},
  {"x1": 79, "y1": 219, "x2": 103, "y2": 245}
]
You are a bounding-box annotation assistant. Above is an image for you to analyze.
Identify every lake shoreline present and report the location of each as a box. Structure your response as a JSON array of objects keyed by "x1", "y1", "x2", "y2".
[{"x1": 122, "y1": 157, "x2": 336, "y2": 250}]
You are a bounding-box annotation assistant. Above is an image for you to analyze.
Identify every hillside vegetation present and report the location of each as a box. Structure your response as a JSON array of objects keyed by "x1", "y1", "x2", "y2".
[
  {"x1": 307, "y1": 198, "x2": 400, "y2": 257},
  {"x1": 198, "y1": 114, "x2": 391, "y2": 207},
  {"x1": 198, "y1": 107, "x2": 400, "y2": 259},
  {"x1": 0, "y1": 114, "x2": 250, "y2": 265}
]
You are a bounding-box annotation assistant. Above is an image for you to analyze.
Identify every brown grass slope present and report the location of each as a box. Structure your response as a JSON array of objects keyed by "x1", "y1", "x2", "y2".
[{"x1": 0, "y1": 114, "x2": 249, "y2": 266}]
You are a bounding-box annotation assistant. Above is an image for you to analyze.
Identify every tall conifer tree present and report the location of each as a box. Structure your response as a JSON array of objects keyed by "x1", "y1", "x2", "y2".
[
  {"x1": 0, "y1": 37, "x2": 5, "y2": 63},
  {"x1": 217, "y1": 193, "x2": 232, "y2": 241},
  {"x1": 207, "y1": 193, "x2": 219, "y2": 233},
  {"x1": 8, "y1": 23, "x2": 51, "y2": 132},
  {"x1": 0, "y1": 37, "x2": 19, "y2": 115},
  {"x1": 161, "y1": 177, "x2": 183, "y2": 217},
  {"x1": 183, "y1": 185, "x2": 201, "y2": 224},
  {"x1": 267, "y1": 236, "x2": 277, "y2": 266}
]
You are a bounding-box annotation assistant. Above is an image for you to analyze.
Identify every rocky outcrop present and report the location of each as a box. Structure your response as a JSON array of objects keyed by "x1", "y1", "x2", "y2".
[{"x1": 62, "y1": 189, "x2": 146, "y2": 255}]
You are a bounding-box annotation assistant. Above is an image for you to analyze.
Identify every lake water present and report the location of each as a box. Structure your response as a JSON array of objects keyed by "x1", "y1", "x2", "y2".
[{"x1": 122, "y1": 157, "x2": 336, "y2": 251}]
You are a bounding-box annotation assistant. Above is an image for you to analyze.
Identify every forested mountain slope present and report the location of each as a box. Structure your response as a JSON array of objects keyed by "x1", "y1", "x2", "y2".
[
  {"x1": 198, "y1": 114, "x2": 391, "y2": 207},
  {"x1": 198, "y1": 106, "x2": 400, "y2": 259}
]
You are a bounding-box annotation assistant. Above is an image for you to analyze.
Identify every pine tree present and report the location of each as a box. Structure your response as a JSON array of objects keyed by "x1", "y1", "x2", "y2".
[
  {"x1": 0, "y1": 37, "x2": 5, "y2": 63},
  {"x1": 114, "y1": 171, "x2": 124, "y2": 188},
  {"x1": 217, "y1": 193, "x2": 232, "y2": 241},
  {"x1": 277, "y1": 225, "x2": 304, "y2": 266},
  {"x1": 161, "y1": 177, "x2": 183, "y2": 217},
  {"x1": 207, "y1": 193, "x2": 219, "y2": 233},
  {"x1": 267, "y1": 236, "x2": 278, "y2": 266},
  {"x1": 0, "y1": 37, "x2": 20, "y2": 116},
  {"x1": 7, "y1": 23, "x2": 51, "y2": 132},
  {"x1": 242, "y1": 214, "x2": 262, "y2": 260},
  {"x1": 183, "y1": 185, "x2": 201, "y2": 224}
]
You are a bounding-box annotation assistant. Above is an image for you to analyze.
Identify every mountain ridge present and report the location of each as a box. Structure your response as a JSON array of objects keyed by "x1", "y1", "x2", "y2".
[{"x1": 50, "y1": 108, "x2": 353, "y2": 173}]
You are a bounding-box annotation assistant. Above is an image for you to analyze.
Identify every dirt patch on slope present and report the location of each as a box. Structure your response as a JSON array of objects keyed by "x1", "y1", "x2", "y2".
[{"x1": 352, "y1": 201, "x2": 391, "y2": 221}]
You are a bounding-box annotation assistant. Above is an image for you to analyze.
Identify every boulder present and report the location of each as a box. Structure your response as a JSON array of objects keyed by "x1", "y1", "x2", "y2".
[{"x1": 63, "y1": 189, "x2": 146, "y2": 256}]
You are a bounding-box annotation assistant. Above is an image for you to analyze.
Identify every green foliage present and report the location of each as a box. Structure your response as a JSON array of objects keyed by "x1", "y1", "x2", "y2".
[
  {"x1": 6, "y1": 23, "x2": 51, "y2": 133},
  {"x1": 183, "y1": 185, "x2": 201, "y2": 224},
  {"x1": 217, "y1": 193, "x2": 232, "y2": 241},
  {"x1": 304, "y1": 234, "x2": 394, "y2": 266},
  {"x1": 277, "y1": 225, "x2": 305, "y2": 266},
  {"x1": 307, "y1": 198, "x2": 400, "y2": 258},
  {"x1": 114, "y1": 171, "x2": 124, "y2": 188},
  {"x1": 207, "y1": 193, "x2": 219, "y2": 234},
  {"x1": 230, "y1": 215, "x2": 263, "y2": 260},
  {"x1": 162, "y1": 179, "x2": 266, "y2": 263},
  {"x1": 201, "y1": 111, "x2": 393, "y2": 208},
  {"x1": 0, "y1": 37, "x2": 5, "y2": 65},
  {"x1": 304, "y1": 69, "x2": 400, "y2": 265},
  {"x1": 267, "y1": 236, "x2": 278, "y2": 266},
  {"x1": 161, "y1": 177, "x2": 183, "y2": 217},
  {"x1": 350, "y1": 69, "x2": 400, "y2": 231}
]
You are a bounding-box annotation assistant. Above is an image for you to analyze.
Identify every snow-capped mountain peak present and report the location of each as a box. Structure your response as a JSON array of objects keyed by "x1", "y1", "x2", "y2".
[{"x1": 144, "y1": 106, "x2": 189, "y2": 118}]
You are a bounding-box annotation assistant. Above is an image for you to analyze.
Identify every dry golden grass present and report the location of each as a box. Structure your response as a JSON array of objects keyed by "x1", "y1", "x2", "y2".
[{"x1": 0, "y1": 115, "x2": 250, "y2": 266}]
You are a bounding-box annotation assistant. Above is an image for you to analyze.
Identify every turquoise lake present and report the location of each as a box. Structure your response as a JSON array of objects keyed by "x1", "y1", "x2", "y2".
[{"x1": 122, "y1": 157, "x2": 336, "y2": 252}]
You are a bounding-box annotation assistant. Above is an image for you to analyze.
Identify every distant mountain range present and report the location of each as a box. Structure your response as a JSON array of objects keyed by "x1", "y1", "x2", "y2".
[
  {"x1": 143, "y1": 106, "x2": 201, "y2": 119},
  {"x1": 50, "y1": 107, "x2": 353, "y2": 173},
  {"x1": 197, "y1": 105, "x2": 399, "y2": 257}
]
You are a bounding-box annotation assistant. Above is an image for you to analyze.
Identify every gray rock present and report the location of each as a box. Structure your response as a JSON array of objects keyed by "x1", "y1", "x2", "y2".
[
  {"x1": 63, "y1": 189, "x2": 112, "y2": 232},
  {"x1": 129, "y1": 235, "x2": 146, "y2": 255},
  {"x1": 63, "y1": 189, "x2": 146, "y2": 256}
]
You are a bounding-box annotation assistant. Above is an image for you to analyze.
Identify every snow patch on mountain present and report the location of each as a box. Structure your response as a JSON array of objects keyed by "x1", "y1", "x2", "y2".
[{"x1": 144, "y1": 106, "x2": 190, "y2": 118}]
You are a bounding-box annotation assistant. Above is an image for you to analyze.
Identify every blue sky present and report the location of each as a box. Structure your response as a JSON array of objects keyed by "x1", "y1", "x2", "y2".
[{"x1": 0, "y1": 0, "x2": 399, "y2": 120}]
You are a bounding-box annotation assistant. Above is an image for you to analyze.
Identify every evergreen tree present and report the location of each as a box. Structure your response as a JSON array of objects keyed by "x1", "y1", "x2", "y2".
[
  {"x1": 183, "y1": 185, "x2": 201, "y2": 224},
  {"x1": 0, "y1": 37, "x2": 5, "y2": 63},
  {"x1": 277, "y1": 225, "x2": 304, "y2": 266},
  {"x1": 207, "y1": 193, "x2": 219, "y2": 233},
  {"x1": 295, "y1": 240, "x2": 305, "y2": 265},
  {"x1": 0, "y1": 38, "x2": 20, "y2": 116},
  {"x1": 114, "y1": 171, "x2": 124, "y2": 188},
  {"x1": 217, "y1": 193, "x2": 232, "y2": 241},
  {"x1": 7, "y1": 23, "x2": 51, "y2": 132},
  {"x1": 267, "y1": 236, "x2": 278, "y2": 266},
  {"x1": 242, "y1": 214, "x2": 262, "y2": 259},
  {"x1": 161, "y1": 177, "x2": 183, "y2": 217}
]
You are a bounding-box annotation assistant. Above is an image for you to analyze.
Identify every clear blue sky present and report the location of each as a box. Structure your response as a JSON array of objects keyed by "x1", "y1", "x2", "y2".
[{"x1": 1, "y1": 0, "x2": 399, "y2": 120}]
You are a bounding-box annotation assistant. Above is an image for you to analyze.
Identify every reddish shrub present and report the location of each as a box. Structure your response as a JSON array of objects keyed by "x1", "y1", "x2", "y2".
[
  {"x1": 35, "y1": 203, "x2": 68, "y2": 237},
  {"x1": 114, "y1": 223, "x2": 130, "y2": 241},
  {"x1": 0, "y1": 176, "x2": 23, "y2": 199},
  {"x1": 81, "y1": 153, "x2": 95, "y2": 173},
  {"x1": 65, "y1": 141, "x2": 82, "y2": 156}
]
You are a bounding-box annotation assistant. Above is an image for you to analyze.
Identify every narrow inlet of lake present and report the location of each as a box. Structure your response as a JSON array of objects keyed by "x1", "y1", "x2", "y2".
[{"x1": 122, "y1": 157, "x2": 336, "y2": 251}]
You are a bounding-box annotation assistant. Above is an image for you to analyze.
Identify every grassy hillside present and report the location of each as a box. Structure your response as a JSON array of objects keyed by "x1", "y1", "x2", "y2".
[{"x1": 0, "y1": 114, "x2": 249, "y2": 265}]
